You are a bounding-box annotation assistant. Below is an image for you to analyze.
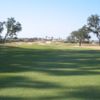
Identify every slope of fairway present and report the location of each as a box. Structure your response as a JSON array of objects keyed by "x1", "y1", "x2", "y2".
[{"x1": 0, "y1": 43, "x2": 100, "y2": 100}]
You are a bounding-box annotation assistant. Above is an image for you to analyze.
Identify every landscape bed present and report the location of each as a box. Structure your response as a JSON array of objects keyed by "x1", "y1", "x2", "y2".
[{"x1": 0, "y1": 43, "x2": 100, "y2": 100}]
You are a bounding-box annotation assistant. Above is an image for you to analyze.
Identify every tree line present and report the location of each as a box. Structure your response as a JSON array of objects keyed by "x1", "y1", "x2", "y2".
[
  {"x1": 0, "y1": 17, "x2": 22, "y2": 43},
  {"x1": 1, "y1": 15, "x2": 100, "y2": 46},
  {"x1": 67, "y1": 14, "x2": 100, "y2": 46}
]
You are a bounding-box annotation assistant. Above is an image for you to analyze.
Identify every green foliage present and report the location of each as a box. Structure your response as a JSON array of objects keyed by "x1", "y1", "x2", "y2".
[
  {"x1": 0, "y1": 17, "x2": 22, "y2": 43},
  {"x1": 67, "y1": 35, "x2": 76, "y2": 43},
  {"x1": 87, "y1": 14, "x2": 100, "y2": 45},
  {"x1": 0, "y1": 22, "x2": 4, "y2": 40},
  {"x1": 68, "y1": 26, "x2": 90, "y2": 46},
  {"x1": 4, "y1": 17, "x2": 22, "y2": 42}
]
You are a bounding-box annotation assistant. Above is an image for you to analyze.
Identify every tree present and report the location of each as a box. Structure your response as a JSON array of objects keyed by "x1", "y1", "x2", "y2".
[
  {"x1": 79, "y1": 25, "x2": 91, "y2": 43},
  {"x1": 0, "y1": 22, "x2": 4, "y2": 41},
  {"x1": 69, "y1": 26, "x2": 90, "y2": 46},
  {"x1": 87, "y1": 14, "x2": 100, "y2": 45},
  {"x1": 71, "y1": 30, "x2": 83, "y2": 46},
  {"x1": 67, "y1": 35, "x2": 76, "y2": 43},
  {"x1": 4, "y1": 17, "x2": 22, "y2": 43}
]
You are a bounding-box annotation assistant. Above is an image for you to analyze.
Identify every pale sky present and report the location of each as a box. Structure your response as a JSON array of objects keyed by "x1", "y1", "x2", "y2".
[{"x1": 0, "y1": 0, "x2": 100, "y2": 39}]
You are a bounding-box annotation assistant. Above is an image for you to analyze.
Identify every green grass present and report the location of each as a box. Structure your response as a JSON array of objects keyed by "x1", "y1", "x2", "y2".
[{"x1": 0, "y1": 43, "x2": 100, "y2": 100}]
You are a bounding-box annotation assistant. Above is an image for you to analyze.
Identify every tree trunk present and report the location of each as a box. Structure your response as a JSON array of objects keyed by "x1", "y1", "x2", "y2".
[
  {"x1": 97, "y1": 34, "x2": 100, "y2": 46},
  {"x1": 97, "y1": 36, "x2": 100, "y2": 46},
  {"x1": 79, "y1": 40, "x2": 82, "y2": 46},
  {"x1": 3, "y1": 33, "x2": 8, "y2": 43},
  {"x1": 99, "y1": 38, "x2": 100, "y2": 46}
]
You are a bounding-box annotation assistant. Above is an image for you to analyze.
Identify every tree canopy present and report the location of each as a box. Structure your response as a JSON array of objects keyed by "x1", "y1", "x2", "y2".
[
  {"x1": 68, "y1": 26, "x2": 90, "y2": 46},
  {"x1": 87, "y1": 14, "x2": 100, "y2": 45},
  {"x1": 0, "y1": 17, "x2": 22, "y2": 43},
  {"x1": 68, "y1": 14, "x2": 100, "y2": 46}
]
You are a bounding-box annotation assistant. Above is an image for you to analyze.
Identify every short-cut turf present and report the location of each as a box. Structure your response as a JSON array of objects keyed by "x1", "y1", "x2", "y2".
[{"x1": 0, "y1": 43, "x2": 100, "y2": 100}]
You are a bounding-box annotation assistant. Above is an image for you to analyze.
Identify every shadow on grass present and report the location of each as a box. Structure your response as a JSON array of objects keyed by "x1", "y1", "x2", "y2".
[
  {"x1": 0, "y1": 76, "x2": 61, "y2": 89},
  {"x1": 0, "y1": 86, "x2": 100, "y2": 100},
  {"x1": 0, "y1": 45, "x2": 100, "y2": 75},
  {"x1": 35, "y1": 86, "x2": 100, "y2": 100},
  {"x1": 0, "y1": 96, "x2": 26, "y2": 100},
  {"x1": 0, "y1": 45, "x2": 100, "y2": 100}
]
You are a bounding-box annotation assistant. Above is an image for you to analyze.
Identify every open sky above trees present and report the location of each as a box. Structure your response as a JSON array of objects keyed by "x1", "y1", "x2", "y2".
[{"x1": 0, "y1": 0, "x2": 100, "y2": 40}]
